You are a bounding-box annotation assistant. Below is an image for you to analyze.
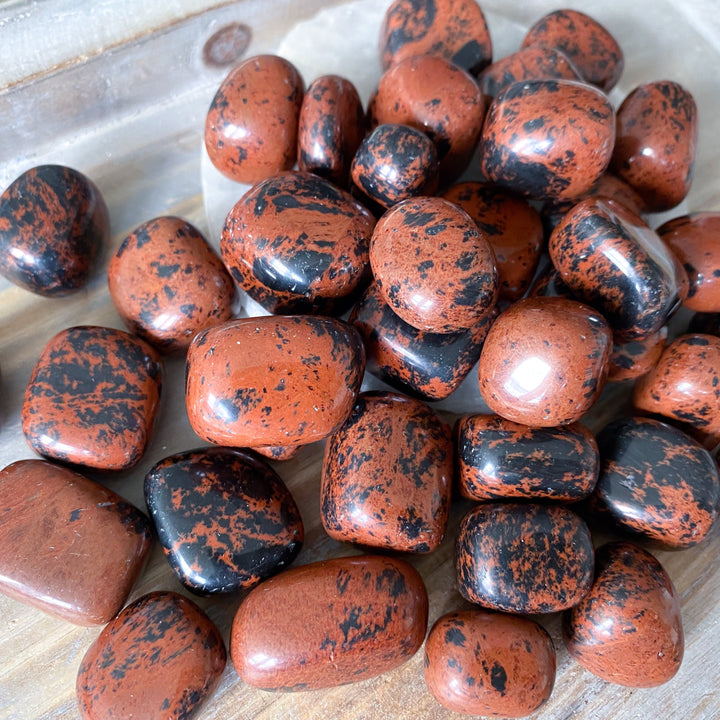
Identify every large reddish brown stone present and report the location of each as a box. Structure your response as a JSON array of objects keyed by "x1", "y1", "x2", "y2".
[
  {"x1": 76, "y1": 591, "x2": 226, "y2": 718},
  {"x1": 0, "y1": 459, "x2": 151, "y2": 625},
  {"x1": 231, "y1": 555, "x2": 428, "y2": 690}
]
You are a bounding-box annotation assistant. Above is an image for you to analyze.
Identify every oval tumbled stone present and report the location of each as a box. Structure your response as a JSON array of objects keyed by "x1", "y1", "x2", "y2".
[
  {"x1": 0, "y1": 164, "x2": 109, "y2": 296},
  {"x1": 231, "y1": 555, "x2": 428, "y2": 690},
  {"x1": 0, "y1": 459, "x2": 151, "y2": 625},
  {"x1": 456, "y1": 415, "x2": 599, "y2": 502},
  {"x1": 185, "y1": 316, "x2": 365, "y2": 447},
  {"x1": 145, "y1": 447, "x2": 304, "y2": 594},
  {"x1": 321, "y1": 391, "x2": 452, "y2": 553},
  {"x1": 76, "y1": 591, "x2": 226, "y2": 719},
  {"x1": 456, "y1": 503, "x2": 594, "y2": 613},
  {"x1": 591, "y1": 417, "x2": 720, "y2": 548},
  {"x1": 563, "y1": 542, "x2": 683, "y2": 687},
  {"x1": 424, "y1": 610, "x2": 556, "y2": 717}
]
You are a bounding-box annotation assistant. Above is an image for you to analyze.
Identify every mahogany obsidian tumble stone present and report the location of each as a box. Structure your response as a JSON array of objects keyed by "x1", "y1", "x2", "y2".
[
  {"x1": 612, "y1": 81, "x2": 698, "y2": 213},
  {"x1": 321, "y1": 391, "x2": 452, "y2": 553},
  {"x1": 76, "y1": 591, "x2": 226, "y2": 719},
  {"x1": 478, "y1": 297, "x2": 612, "y2": 427},
  {"x1": 563, "y1": 542, "x2": 684, "y2": 687},
  {"x1": 634, "y1": 333, "x2": 720, "y2": 443},
  {"x1": 351, "y1": 123, "x2": 439, "y2": 209},
  {"x1": 204, "y1": 54, "x2": 303, "y2": 184},
  {"x1": 350, "y1": 282, "x2": 495, "y2": 401},
  {"x1": 185, "y1": 316, "x2": 365, "y2": 448},
  {"x1": 145, "y1": 447, "x2": 303, "y2": 594},
  {"x1": 424, "y1": 610, "x2": 556, "y2": 717},
  {"x1": 379, "y1": 0, "x2": 493, "y2": 76},
  {"x1": 221, "y1": 171, "x2": 375, "y2": 315},
  {"x1": 371, "y1": 54, "x2": 484, "y2": 182},
  {"x1": 658, "y1": 212, "x2": 720, "y2": 313},
  {"x1": 22, "y1": 325, "x2": 163, "y2": 470},
  {"x1": 231, "y1": 555, "x2": 428, "y2": 690},
  {"x1": 108, "y1": 216, "x2": 235, "y2": 353},
  {"x1": 592, "y1": 417, "x2": 720, "y2": 549},
  {"x1": 549, "y1": 197, "x2": 683, "y2": 341},
  {"x1": 456, "y1": 415, "x2": 599, "y2": 502},
  {"x1": 608, "y1": 326, "x2": 668, "y2": 382},
  {"x1": 369, "y1": 196, "x2": 498, "y2": 333},
  {"x1": 443, "y1": 181, "x2": 544, "y2": 301},
  {"x1": 297, "y1": 74, "x2": 366, "y2": 187},
  {"x1": 0, "y1": 459, "x2": 151, "y2": 626},
  {"x1": 0, "y1": 164, "x2": 109, "y2": 296},
  {"x1": 478, "y1": 44, "x2": 580, "y2": 99},
  {"x1": 456, "y1": 503, "x2": 594, "y2": 613},
  {"x1": 480, "y1": 79, "x2": 615, "y2": 202},
  {"x1": 521, "y1": 9, "x2": 624, "y2": 92}
]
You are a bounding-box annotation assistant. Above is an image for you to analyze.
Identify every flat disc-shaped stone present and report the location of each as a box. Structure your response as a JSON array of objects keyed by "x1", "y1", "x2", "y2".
[{"x1": 145, "y1": 447, "x2": 304, "y2": 594}]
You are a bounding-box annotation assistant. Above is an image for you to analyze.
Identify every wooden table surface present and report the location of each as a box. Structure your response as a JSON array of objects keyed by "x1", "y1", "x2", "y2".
[{"x1": 1, "y1": 1, "x2": 720, "y2": 718}]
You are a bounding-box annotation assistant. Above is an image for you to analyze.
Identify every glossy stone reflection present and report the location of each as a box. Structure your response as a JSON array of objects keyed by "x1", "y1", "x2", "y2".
[
  {"x1": 108, "y1": 216, "x2": 235, "y2": 353},
  {"x1": 456, "y1": 503, "x2": 594, "y2": 613},
  {"x1": 0, "y1": 164, "x2": 108, "y2": 296},
  {"x1": 658, "y1": 212, "x2": 720, "y2": 313},
  {"x1": 231, "y1": 555, "x2": 428, "y2": 690},
  {"x1": 521, "y1": 9, "x2": 624, "y2": 91},
  {"x1": 478, "y1": 297, "x2": 612, "y2": 427},
  {"x1": 221, "y1": 171, "x2": 374, "y2": 315},
  {"x1": 549, "y1": 198, "x2": 683, "y2": 340},
  {"x1": 205, "y1": 54, "x2": 303, "y2": 183},
  {"x1": 443, "y1": 182, "x2": 543, "y2": 301},
  {"x1": 185, "y1": 316, "x2": 365, "y2": 447},
  {"x1": 322, "y1": 392, "x2": 452, "y2": 552},
  {"x1": 591, "y1": 417, "x2": 720, "y2": 548},
  {"x1": 370, "y1": 197, "x2": 498, "y2": 333},
  {"x1": 22, "y1": 326, "x2": 163, "y2": 470},
  {"x1": 563, "y1": 542, "x2": 683, "y2": 687},
  {"x1": 0, "y1": 459, "x2": 151, "y2": 625},
  {"x1": 350, "y1": 282, "x2": 495, "y2": 400},
  {"x1": 457, "y1": 415, "x2": 599, "y2": 501},
  {"x1": 351, "y1": 124, "x2": 438, "y2": 208},
  {"x1": 612, "y1": 81, "x2": 698, "y2": 212},
  {"x1": 76, "y1": 591, "x2": 226, "y2": 719},
  {"x1": 480, "y1": 80, "x2": 615, "y2": 201},
  {"x1": 379, "y1": 0, "x2": 493, "y2": 75},
  {"x1": 424, "y1": 610, "x2": 556, "y2": 717},
  {"x1": 298, "y1": 74, "x2": 366, "y2": 187},
  {"x1": 145, "y1": 447, "x2": 303, "y2": 594}
]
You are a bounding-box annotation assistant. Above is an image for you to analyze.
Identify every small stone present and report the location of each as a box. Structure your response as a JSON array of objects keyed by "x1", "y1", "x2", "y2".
[
  {"x1": 76, "y1": 591, "x2": 226, "y2": 719},
  {"x1": 231, "y1": 555, "x2": 428, "y2": 690},
  {"x1": 22, "y1": 325, "x2": 163, "y2": 470},
  {"x1": 563, "y1": 542, "x2": 683, "y2": 687},
  {"x1": 185, "y1": 316, "x2": 365, "y2": 447},
  {"x1": 145, "y1": 446, "x2": 303, "y2": 594},
  {"x1": 0, "y1": 164, "x2": 108, "y2": 296},
  {"x1": 456, "y1": 414, "x2": 599, "y2": 502},
  {"x1": 591, "y1": 417, "x2": 720, "y2": 548},
  {"x1": 0, "y1": 459, "x2": 151, "y2": 625},
  {"x1": 424, "y1": 610, "x2": 556, "y2": 717},
  {"x1": 456, "y1": 503, "x2": 594, "y2": 613},
  {"x1": 322, "y1": 391, "x2": 452, "y2": 553}
]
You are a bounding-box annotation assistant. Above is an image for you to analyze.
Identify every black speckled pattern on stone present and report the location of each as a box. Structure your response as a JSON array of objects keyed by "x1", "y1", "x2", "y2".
[
  {"x1": 76, "y1": 591, "x2": 226, "y2": 719},
  {"x1": 0, "y1": 164, "x2": 109, "y2": 296},
  {"x1": 145, "y1": 447, "x2": 304, "y2": 594},
  {"x1": 591, "y1": 417, "x2": 720, "y2": 548},
  {"x1": 456, "y1": 503, "x2": 594, "y2": 613}
]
